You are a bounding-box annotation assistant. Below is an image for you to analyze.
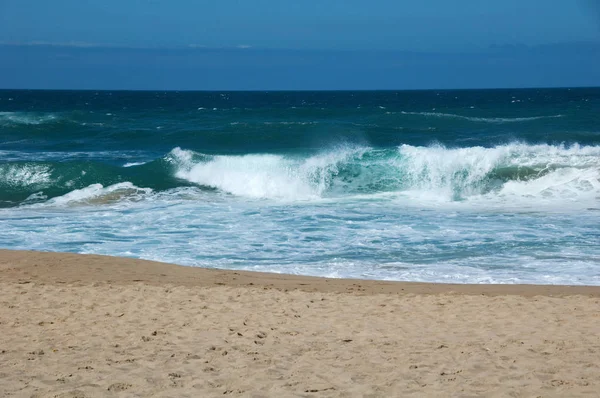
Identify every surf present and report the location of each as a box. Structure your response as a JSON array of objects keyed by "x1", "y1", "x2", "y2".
[
  {"x1": 168, "y1": 143, "x2": 600, "y2": 202},
  {"x1": 3, "y1": 142, "x2": 600, "y2": 207},
  {"x1": 2, "y1": 89, "x2": 600, "y2": 285}
]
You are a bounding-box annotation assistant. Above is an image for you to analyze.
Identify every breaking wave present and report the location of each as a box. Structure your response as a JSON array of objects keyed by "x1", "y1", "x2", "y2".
[
  {"x1": 2, "y1": 143, "x2": 599, "y2": 207},
  {"x1": 172, "y1": 143, "x2": 600, "y2": 202}
]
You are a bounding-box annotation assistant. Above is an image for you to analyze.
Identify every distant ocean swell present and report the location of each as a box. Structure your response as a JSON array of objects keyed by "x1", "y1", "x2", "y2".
[
  {"x1": 0, "y1": 110, "x2": 565, "y2": 127},
  {"x1": 2, "y1": 143, "x2": 599, "y2": 207},
  {"x1": 397, "y1": 111, "x2": 564, "y2": 123}
]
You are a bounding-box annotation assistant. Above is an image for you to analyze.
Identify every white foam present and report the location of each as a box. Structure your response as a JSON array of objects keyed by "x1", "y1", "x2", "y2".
[
  {"x1": 122, "y1": 161, "x2": 147, "y2": 168},
  {"x1": 0, "y1": 111, "x2": 60, "y2": 125},
  {"x1": 174, "y1": 151, "x2": 314, "y2": 200},
  {"x1": 0, "y1": 164, "x2": 52, "y2": 187},
  {"x1": 171, "y1": 146, "x2": 366, "y2": 200},
  {"x1": 398, "y1": 144, "x2": 502, "y2": 199},
  {"x1": 3, "y1": 156, "x2": 599, "y2": 286},
  {"x1": 396, "y1": 143, "x2": 600, "y2": 204},
  {"x1": 166, "y1": 143, "x2": 600, "y2": 205},
  {"x1": 497, "y1": 167, "x2": 600, "y2": 201}
]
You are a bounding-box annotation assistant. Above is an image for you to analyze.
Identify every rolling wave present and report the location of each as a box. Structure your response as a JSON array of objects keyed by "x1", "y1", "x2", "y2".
[
  {"x1": 2, "y1": 143, "x2": 599, "y2": 207},
  {"x1": 0, "y1": 157, "x2": 187, "y2": 207},
  {"x1": 172, "y1": 143, "x2": 600, "y2": 202}
]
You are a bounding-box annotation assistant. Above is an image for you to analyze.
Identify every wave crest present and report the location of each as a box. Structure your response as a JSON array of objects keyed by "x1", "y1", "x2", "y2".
[
  {"x1": 3, "y1": 143, "x2": 599, "y2": 206},
  {"x1": 396, "y1": 143, "x2": 600, "y2": 201},
  {"x1": 170, "y1": 143, "x2": 600, "y2": 202},
  {"x1": 171, "y1": 146, "x2": 365, "y2": 200}
]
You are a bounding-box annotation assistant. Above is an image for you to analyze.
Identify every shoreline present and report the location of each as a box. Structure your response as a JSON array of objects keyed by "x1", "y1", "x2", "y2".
[
  {"x1": 1, "y1": 249, "x2": 599, "y2": 297},
  {"x1": 2, "y1": 249, "x2": 600, "y2": 396}
]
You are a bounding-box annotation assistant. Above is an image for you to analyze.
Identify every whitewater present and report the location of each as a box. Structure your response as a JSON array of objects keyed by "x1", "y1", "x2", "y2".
[{"x1": 1, "y1": 88, "x2": 599, "y2": 284}]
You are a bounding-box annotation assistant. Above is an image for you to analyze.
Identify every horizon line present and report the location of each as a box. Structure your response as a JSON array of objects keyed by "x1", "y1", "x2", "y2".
[
  {"x1": 1, "y1": 86, "x2": 600, "y2": 93},
  {"x1": 2, "y1": 40, "x2": 600, "y2": 54}
]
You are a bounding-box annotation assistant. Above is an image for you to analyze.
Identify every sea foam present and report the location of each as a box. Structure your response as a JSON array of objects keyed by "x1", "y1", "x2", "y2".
[
  {"x1": 0, "y1": 163, "x2": 52, "y2": 187},
  {"x1": 167, "y1": 143, "x2": 600, "y2": 205},
  {"x1": 171, "y1": 146, "x2": 365, "y2": 200}
]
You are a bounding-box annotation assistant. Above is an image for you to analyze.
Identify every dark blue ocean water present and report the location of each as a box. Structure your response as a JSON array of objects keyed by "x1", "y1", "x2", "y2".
[{"x1": 1, "y1": 88, "x2": 599, "y2": 284}]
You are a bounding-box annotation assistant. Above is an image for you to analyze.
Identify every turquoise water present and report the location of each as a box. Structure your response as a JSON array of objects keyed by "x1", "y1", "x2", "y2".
[{"x1": 1, "y1": 88, "x2": 599, "y2": 284}]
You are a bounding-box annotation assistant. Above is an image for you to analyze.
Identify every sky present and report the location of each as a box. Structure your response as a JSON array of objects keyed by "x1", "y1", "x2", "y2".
[{"x1": 1, "y1": 0, "x2": 599, "y2": 90}]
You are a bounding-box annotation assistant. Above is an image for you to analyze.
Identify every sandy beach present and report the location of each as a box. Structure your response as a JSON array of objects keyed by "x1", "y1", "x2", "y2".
[{"x1": 1, "y1": 250, "x2": 599, "y2": 397}]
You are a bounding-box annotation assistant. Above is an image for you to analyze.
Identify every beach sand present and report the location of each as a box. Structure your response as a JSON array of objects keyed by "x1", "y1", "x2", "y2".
[{"x1": 1, "y1": 250, "x2": 599, "y2": 397}]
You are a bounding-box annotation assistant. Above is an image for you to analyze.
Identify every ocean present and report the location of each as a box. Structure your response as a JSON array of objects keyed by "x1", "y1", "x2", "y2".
[{"x1": 1, "y1": 88, "x2": 599, "y2": 285}]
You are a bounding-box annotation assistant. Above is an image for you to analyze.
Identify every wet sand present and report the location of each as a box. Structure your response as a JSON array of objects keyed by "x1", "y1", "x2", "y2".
[{"x1": 1, "y1": 250, "x2": 599, "y2": 397}]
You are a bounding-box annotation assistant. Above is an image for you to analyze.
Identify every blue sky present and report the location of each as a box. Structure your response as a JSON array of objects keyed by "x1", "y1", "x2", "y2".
[
  {"x1": 1, "y1": 0, "x2": 599, "y2": 89},
  {"x1": 1, "y1": 0, "x2": 599, "y2": 50}
]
